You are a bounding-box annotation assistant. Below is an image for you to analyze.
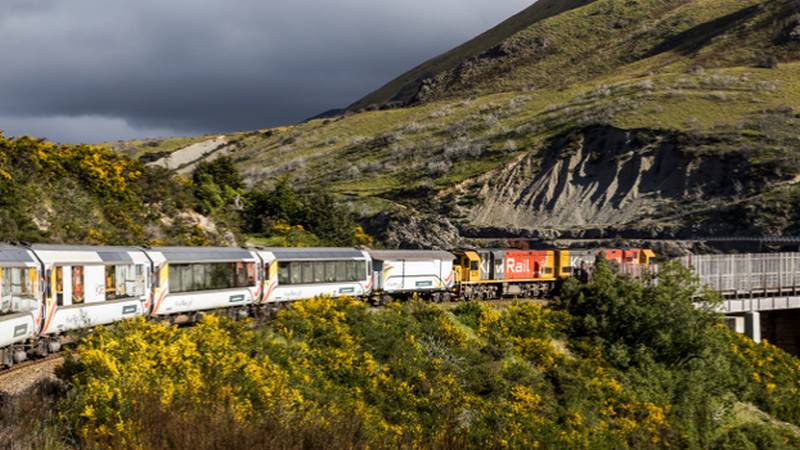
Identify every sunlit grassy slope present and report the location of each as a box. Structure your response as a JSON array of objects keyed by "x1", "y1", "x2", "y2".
[{"x1": 122, "y1": 0, "x2": 800, "y2": 238}]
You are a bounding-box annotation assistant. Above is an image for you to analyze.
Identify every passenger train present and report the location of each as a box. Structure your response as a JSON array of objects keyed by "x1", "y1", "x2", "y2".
[{"x1": 0, "y1": 244, "x2": 654, "y2": 368}]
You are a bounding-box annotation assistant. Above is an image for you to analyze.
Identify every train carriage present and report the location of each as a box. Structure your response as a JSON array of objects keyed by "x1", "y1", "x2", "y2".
[
  {"x1": 32, "y1": 245, "x2": 150, "y2": 339},
  {"x1": 144, "y1": 247, "x2": 259, "y2": 319},
  {"x1": 368, "y1": 250, "x2": 455, "y2": 301},
  {"x1": 0, "y1": 245, "x2": 42, "y2": 367},
  {"x1": 254, "y1": 248, "x2": 371, "y2": 304}
]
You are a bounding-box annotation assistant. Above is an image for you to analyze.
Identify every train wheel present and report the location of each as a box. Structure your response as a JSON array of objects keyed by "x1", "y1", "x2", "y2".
[
  {"x1": 1, "y1": 350, "x2": 12, "y2": 369},
  {"x1": 12, "y1": 348, "x2": 27, "y2": 364},
  {"x1": 34, "y1": 340, "x2": 49, "y2": 358}
]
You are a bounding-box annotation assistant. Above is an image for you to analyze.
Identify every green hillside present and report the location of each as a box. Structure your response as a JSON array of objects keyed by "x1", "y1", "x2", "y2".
[
  {"x1": 353, "y1": 0, "x2": 800, "y2": 108},
  {"x1": 0, "y1": 134, "x2": 235, "y2": 246},
  {"x1": 119, "y1": 0, "x2": 800, "y2": 247},
  {"x1": 348, "y1": 0, "x2": 594, "y2": 110}
]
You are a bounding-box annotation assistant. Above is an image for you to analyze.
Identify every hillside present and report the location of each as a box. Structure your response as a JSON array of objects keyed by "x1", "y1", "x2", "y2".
[
  {"x1": 114, "y1": 0, "x2": 800, "y2": 248},
  {"x1": 0, "y1": 134, "x2": 235, "y2": 246}
]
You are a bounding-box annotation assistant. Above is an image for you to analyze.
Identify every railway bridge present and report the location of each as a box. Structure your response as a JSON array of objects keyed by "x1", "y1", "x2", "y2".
[{"x1": 681, "y1": 252, "x2": 800, "y2": 355}]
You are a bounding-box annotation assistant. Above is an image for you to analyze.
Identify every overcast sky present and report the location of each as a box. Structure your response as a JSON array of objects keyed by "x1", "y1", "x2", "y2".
[{"x1": 0, "y1": 0, "x2": 531, "y2": 143}]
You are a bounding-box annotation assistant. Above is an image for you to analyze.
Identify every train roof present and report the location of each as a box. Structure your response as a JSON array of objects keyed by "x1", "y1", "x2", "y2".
[
  {"x1": 0, "y1": 244, "x2": 36, "y2": 265},
  {"x1": 259, "y1": 247, "x2": 366, "y2": 261},
  {"x1": 29, "y1": 244, "x2": 149, "y2": 264},
  {"x1": 147, "y1": 247, "x2": 256, "y2": 263},
  {"x1": 368, "y1": 249, "x2": 455, "y2": 261}
]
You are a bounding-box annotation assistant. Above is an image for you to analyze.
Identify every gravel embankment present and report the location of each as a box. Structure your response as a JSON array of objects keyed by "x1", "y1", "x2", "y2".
[{"x1": 0, "y1": 357, "x2": 63, "y2": 396}]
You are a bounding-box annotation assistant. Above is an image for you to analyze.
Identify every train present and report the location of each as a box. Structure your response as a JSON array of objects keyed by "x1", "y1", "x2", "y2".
[{"x1": 0, "y1": 244, "x2": 655, "y2": 368}]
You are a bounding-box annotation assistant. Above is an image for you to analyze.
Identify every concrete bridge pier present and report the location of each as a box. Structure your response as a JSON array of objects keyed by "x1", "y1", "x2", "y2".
[
  {"x1": 745, "y1": 311, "x2": 761, "y2": 343},
  {"x1": 760, "y1": 309, "x2": 800, "y2": 355}
]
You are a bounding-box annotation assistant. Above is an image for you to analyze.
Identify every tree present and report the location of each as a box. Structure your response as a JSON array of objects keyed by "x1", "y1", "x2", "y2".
[{"x1": 554, "y1": 259, "x2": 722, "y2": 369}]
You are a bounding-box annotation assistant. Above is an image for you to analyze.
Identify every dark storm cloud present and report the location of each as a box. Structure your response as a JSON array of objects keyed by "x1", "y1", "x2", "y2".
[{"x1": 0, "y1": 0, "x2": 531, "y2": 143}]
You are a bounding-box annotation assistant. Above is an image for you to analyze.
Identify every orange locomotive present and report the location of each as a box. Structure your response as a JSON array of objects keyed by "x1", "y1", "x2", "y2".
[{"x1": 452, "y1": 248, "x2": 655, "y2": 300}]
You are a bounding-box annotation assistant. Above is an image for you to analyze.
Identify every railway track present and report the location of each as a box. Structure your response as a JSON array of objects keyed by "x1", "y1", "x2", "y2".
[{"x1": 0, "y1": 354, "x2": 63, "y2": 395}]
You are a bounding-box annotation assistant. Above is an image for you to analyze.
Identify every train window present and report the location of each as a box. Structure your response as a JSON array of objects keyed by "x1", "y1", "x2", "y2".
[
  {"x1": 301, "y1": 262, "x2": 314, "y2": 284},
  {"x1": 105, "y1": 266, "x2": 116, "y2": 299},
  {"x1": 313, "y1": 263, "x2": 325, "y2": 283},
  {"x1": 247, "y1": 263, "x2": 256, "y2": 285},
  {"x1": 1, "y1": 267, "x2": 36, "y2": 316},
  {"x1": 107, "y1": 264, "x2": 144, "y2": 300},
  {"x1": 278, "y1": 263, "x2": 290, "y2": 284},
  {"x1": 470, "y1": 261, "x2": 479, "y2": 271},
  {"x1": 336, "y1": 262, "x2": 347, "y2": 281},
  {"x1": 276, "y1": 260, "x2": 367, "y2": 285},
  {"x1": 72, "y1": 266, "x2": 85, "y2": 305},
  {"x1": 344, "y1": 261, "x2": 354, "y2": 281},
  {"x1": 55, "y1": 267, "x2": 64, "y2": 306},
  {"x1": 325, "y1": 262, "x2": 337, "y2": 282},
  {"x1": 543, "y1": 267, "x2": 553, "y2": 274},
  {"x1": 356, "y1": 261, "x2": 366, "y2": 280},
  {"x1": 234, "y1": 262, "x2": 253, "y2": 287},
  {"x1": 135, "y1": 265, "x2": 145, "y2": 296},
  {"x1": 169, "y1": 262, "x2": 254, "y2": 293},
  {"x1": 193, "y1": 264, "x2": 208, "y2": 290},
  {"x1": 290, "y1": 262, "x2": 303, "y2": 284}
]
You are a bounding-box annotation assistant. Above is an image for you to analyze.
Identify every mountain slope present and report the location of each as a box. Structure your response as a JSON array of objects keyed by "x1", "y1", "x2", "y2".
[
  {"x1": 348, "y1": 0, "x2": 594, "y2": 110},
  {"x1": 117, "y1": 0, "x2": 800, "y2": 247},
  {"x1": 351, "y1": 0, "x2": 800, "y2": 109}
]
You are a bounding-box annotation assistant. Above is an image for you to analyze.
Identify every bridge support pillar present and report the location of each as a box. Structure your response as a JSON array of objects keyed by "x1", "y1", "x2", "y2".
[{"x1": 745, "y1": 311, "x2": 761, "y2": 343}]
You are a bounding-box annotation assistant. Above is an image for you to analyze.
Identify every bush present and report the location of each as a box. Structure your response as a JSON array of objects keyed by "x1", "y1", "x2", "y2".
[
  {"x1": 243, "y1": 179, "x2": 372, "y2": 246},
  {"x1": 554, "y1": 260, "x2": 722, "y2": 369}
]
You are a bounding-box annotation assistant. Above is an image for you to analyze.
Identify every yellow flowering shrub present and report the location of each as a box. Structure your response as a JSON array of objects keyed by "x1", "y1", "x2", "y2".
[
  {"x1": 58, "y1": 317, "x2": 304, "y2": 448},
  {"x1": 725, "y1": 326, "x2": 800, "y2": 425},
  {"x1": 51, "y1": 295, "x2": 800, "y2": 450}
]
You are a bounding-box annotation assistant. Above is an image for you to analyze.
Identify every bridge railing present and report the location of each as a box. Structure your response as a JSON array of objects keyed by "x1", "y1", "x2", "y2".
[{"x1": 677, "y1": 253, "x2": 800, "y2": 299}]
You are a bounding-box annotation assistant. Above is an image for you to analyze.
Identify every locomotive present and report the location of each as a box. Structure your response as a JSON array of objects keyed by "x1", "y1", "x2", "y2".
[{"x1": 0, "y1": 244, "x2": 654, "y2": 368}]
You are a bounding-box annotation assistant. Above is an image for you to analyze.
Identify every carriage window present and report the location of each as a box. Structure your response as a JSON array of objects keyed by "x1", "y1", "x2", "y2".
[
  {"x1": 55, "y1": 267, "x2": 64, "y2": 306},
  {"x1": 313, "y1": 263, "x2": 325, "y2": 283},
  {"x1": 72, "y1": 266, "x2": 85, "y2": 305},
  {"x1": 346, "y1": 261, "x2": 357, "y2": 281},
  {"x1": 336, "y1": 262, "x2": 347, "y2": 281},
  {"x1": 356, "y1": 261, "x2": 366, "y2": 280},
  {"x1": 301, "y1": 262, "x2": 314, "y2": 284},
  {"x1": 106, "y1": 264, "x2": 145, "y2": 300},
  {"x1": 235, "y1": 262, "x2": 253, "y2": 287},
  {"x1": 169, "y1": 262, "x2": 254, "y2": 293},
  {"x1": 278, "y1": 263, "x2": 290, "y2": 284},
  {"x1": 277, "y1": 260, "x2": 366, "y2": 285},
  {"x1": 325, "y1": 262, "x2": 337, "y2": 282},
  {"x1": 289, "y1": 262, "x2": 302, "y2": 284},
  {"x1": 1, "y1": 267, "x2": 37, "y2": 316}
]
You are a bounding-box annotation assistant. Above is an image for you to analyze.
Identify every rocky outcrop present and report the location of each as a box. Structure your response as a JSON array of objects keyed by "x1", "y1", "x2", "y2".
[
  {"x1": 365, "y1": 211, "x2": 463, "y2": 249},
  {"x1": 463, "y1": 126, "x2": 790, "y2": 233}
]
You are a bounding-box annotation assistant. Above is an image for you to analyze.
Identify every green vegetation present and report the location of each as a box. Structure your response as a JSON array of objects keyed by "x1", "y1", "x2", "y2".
[
  {"x1": 0, "y1": 133, "x2": 204, "y2": 245},
  {"x1": 243, "y1": 178, "x2": 373, "y2": 247},
  {"x1": 0, "y1": 135, "x2": 373, "y2": 247},
  {"x1": 4, "y1": 262, "x2": 800, "y2": 449}
]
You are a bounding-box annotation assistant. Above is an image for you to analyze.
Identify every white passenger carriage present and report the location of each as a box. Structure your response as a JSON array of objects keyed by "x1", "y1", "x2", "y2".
[
  {"x1": 145, "y1": 247, "x2": 259, "y2": 319},
  {"x1": 0, "y1": 245, "x2": 43, "y2": 367},
  {"x1": 254, "y1": 248, "x2": 372, "y2": 304},
  {"x1": 369, "y1": 250, "x2": 456, "y2": 301},
  {"x1": 32, "y1": 245, "x2": 151, "y2": 340}
]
